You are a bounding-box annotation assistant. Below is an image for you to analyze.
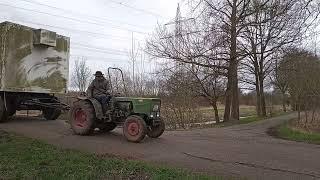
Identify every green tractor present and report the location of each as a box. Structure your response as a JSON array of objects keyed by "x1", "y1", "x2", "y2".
[{"x1": 69, "y1": 68, "x2": 165, "y2": 143}]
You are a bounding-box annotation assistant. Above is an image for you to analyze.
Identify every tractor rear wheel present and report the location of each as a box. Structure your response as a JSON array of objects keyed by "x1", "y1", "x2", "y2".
[
  {"x1": 70, "y1": 100, "x2": 95, "y2": 135},
  {"x1": 123, "y1": 115, "x2": 147, "y2": 143},
  {"x1": 147, "y1": 119, "x2": 165, "y2": 138},
  {"x1": 99, "y1": 122, "x2": 117, "y2": 132},
  {"x1": 0, "y1": 97, "x2": 8, "y2": 123}
]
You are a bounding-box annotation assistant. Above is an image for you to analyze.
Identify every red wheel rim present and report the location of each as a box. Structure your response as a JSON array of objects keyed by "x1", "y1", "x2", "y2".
[
  {"x1": 127, "y1": 122, "x2": 139, "y2": 136},
  {"x1": 74, "y1": 109, "x2": 87, "y2": 128}
]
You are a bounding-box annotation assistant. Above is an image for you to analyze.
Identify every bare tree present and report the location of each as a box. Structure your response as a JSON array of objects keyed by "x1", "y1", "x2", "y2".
[
  {"x1": 271, "y1": 58, "x2": 289, "y2": 112},
  {"x1": 71, "y1": 57, "x2": 92, "y2": 92},
  {"x1": 147, "y1": 0, "x2": 319, "y2": 121},
  {"x1": 154, "y1": 60, "x2": 226, "y2": 123},
  {"x1": 240, "y1": 0, "x2": 320, "y2": 117},
  {"x1": 147, "y1": 0, "x2": 265, "y2": 121},
  {"x1": 188, "y1": 65, "x2": 226, "y2": 122},
  {"x1": 277, "y1": 48, "x2": 320, "y2": 127}
]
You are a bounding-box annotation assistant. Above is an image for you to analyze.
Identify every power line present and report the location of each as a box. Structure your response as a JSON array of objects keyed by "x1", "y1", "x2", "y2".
[
  {"x1": 72, "y1": 45, "x2": 128, "y2": 55},
  {"x1": 16, "y1": 0, "x2": 151, "y2": 30},
  {"x1": 8, "y1": 19, "x2": 143, "y2": 42},
  {"x1": 70, "y1": 54, "x2": 129, "y2": 63},
  {"x1": 2, "y1": 19, "x2": 142, "y2": 57},
  {"x1": 72, "y1": 46, "x2": 128, "y2": 56},
  {"x1": 70, "y1": 54, "x2": 149, "y2": 64},
  {"x1": 107, "y1": 0, "x2": 168, "y2": 19},
  {"x1": 0, "y1": 2, "x2": 149, "y2": 35},
  {"x1": 72, "y1": 42, "x2": 128, "y2": 54}
]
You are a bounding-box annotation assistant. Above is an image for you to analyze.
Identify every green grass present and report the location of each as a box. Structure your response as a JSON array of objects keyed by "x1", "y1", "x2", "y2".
[
  {"x1": 239, "y1": 116, "x2": 261, "y2": 124},
  {"x1": 211, "y1": 116, "x2": 262, "y2": 128},
  {"x1": 239, "y1": 111, "x2": 289, "y2": 124},
  {"x1": 0, "y1": 131, "x2": 221, "y2": 180},
  {"x1": 275, "y1": 124, "x2": 320, "y2": 145},
  {"x1": 212, "y1": 111, "x2": 291, "y2": 128}
]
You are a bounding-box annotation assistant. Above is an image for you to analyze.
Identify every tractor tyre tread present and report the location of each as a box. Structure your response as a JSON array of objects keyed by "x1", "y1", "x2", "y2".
[
  {"x1": 70, "y1": 100, "x2": 95, "y2": 135},
  {"x1": 147, "y1": 119, "x2": 165, "y2": 138},
  {"x1": 123, "y1": 115, "x2": 147, "y2": 143}
]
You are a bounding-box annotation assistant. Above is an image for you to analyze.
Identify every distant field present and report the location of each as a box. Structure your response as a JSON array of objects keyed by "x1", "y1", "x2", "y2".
[
  {"x1": 199, "y1": 105, "x2": 256, "y2": 118},
  {"x1": 199, "y1": 105, "x2": 284, "y2": 119}
]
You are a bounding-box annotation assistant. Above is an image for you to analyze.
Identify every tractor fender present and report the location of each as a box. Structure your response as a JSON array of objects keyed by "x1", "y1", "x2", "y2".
[{"x1": 84, "y1": 98, "x2": 104, "y2": 120}]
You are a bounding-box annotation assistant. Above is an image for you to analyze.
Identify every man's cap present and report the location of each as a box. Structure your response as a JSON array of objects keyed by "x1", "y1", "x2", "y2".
[{"x1": 94, "y1": 71, "x2": 104, "y2": 76}]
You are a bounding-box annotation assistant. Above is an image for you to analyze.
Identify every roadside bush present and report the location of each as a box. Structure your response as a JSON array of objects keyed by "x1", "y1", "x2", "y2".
[
  {"x1": 296, "y1": 96, "x2": 320, "y2": 130},
  {"x1": 161, "y1": 94, "x2": 204, "y2": 130},
  {"x1": 278, "y1": 49, "x2": 320, "y2": 130}
]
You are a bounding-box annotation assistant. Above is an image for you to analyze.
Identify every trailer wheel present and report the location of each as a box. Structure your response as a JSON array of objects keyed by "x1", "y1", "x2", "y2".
[
  {"x1": 123, "y1": 115, "x2": 147, "y2": 143},
  {"x1": 147, "y1": 119, "x2": 165, "y2": 138},
  {"x1": 43, "y1": 108, "x2": 61, "y2": 120},
  {"x1": 6, "y1": 98, "x2": 16, "y2": 117},
  {"x1": 0, "y1": 97, "x2": 8, "y2": 123},
  {"x1": 70, "y1": 100, "x2": 95, "y2": 135},
  {"x1": 7, "y1": 109, "x2": 16, "y2": 117}
]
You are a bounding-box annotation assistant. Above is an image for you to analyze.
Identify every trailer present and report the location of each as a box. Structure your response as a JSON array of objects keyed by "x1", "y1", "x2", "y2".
[{"x1": 0, "y1": 21, "x2": 70, "y2": 122}]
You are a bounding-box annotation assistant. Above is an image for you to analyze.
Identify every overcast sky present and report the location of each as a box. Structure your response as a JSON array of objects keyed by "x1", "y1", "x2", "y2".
[
  {"x1": 1, "y1": 0, "x2": 319, "y2": 80},
  {"x1": 0, "y1": 0, "x2": 182, "y2": 77}
]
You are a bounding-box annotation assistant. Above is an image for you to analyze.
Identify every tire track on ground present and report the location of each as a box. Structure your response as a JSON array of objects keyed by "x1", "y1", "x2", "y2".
[{"x1": 183, "y1": 152, "x2": 320, "y2": 179}]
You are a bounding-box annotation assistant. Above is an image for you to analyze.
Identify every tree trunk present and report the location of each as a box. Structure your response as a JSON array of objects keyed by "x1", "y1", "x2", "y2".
[
  {"x1": 231, "y1": 69, "x2": 239, "y2": 120},
  {"x1": 282, "y1": 93, "x2": 287, "y2": 112},
  {"x1": 298, "y1": 102, "x2": 301, "y2": 123},
  {"x1": 224, "y1": 71, "x2": 232, "y2": 122},
  {"x1": 229, "y1": 0, "x2": 239, "y2": 121},
  {"x1": 258, "y1": 72, "x2": 267, "y2": 117},
  {"x1": 224, "y1": 61, "x2": 239, "y2": 121},
  {"x1": 259, "y1": 84, "x2": 267, "y2": 117},
  {"x1": 211, "y1": 101, "x2": 220, "y2": 123},
  {"x1": 255, "y1": 75, "x2": 261, "y2": 116}
]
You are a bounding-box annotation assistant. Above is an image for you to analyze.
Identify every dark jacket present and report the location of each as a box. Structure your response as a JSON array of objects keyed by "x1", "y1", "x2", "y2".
[{"x1": 86, "y1": 77, "x2": 110, "y2": 97}]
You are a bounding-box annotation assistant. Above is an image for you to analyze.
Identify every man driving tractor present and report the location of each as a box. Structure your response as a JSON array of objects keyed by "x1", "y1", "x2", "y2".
[
  {"x1": 70, "y1": 68, "x2": 165, "y2": 142},
  {"x1": 86, "y1": 71, "x2": 111, "y2": 114}
]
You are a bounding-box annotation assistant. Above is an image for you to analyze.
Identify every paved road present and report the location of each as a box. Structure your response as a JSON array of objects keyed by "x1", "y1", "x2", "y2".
[{"x1": 1, "y1": 113, "x2": 320, "y2": 180}]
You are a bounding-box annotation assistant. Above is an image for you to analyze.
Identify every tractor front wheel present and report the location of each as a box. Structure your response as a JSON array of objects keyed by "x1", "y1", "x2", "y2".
[
  {"x1": 147, "y1": 119, "x2": 165, "y2": 138},
  {"x1": 70, "y1": 100, "x2": 95, "y2": 135},
  {"x1": 123, "y1": 115, "x2": 147, "y2": 143}
]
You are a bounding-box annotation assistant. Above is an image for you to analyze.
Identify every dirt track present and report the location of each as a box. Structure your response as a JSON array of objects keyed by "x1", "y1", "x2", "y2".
[{"x1": 1, "y1": 113, "x2": 320, "y2": 180}]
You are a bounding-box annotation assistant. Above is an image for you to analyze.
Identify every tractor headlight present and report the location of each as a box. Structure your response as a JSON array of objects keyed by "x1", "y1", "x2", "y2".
[{"x1": 152, "y1": 105, "x2": 159, "y2": 112}]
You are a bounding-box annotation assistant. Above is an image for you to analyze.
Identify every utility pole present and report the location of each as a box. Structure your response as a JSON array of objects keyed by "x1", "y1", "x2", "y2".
[
  {"x1": 161, "y1": 3, "x2": 196, "y2": 70},
  {"x1": 131, "y1": 32, "x2": 135, "y2": 95},
  {"x1": 164, "y1": 4, "x2": 190, "y2": 69}
]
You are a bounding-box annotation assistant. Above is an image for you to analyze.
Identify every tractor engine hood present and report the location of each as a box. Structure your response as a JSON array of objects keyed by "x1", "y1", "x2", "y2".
[{"x1": 114, "y1": 97, "x2": 161, "y2": 115}]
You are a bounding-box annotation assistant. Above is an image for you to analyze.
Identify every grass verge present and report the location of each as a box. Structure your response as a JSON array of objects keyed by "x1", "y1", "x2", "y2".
[
  {"x1": 0, "y1": 131, "x2": 221, "y2": 180},
  {"x1": 214, "y1": 112, "x2": 290, "y2": 128},
  {"x1": 269, "y1": 124, "x2": 320, "y2": 145}
]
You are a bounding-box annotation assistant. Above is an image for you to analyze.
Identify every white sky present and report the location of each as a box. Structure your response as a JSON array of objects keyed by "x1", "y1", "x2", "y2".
[
  {"x1": 1, "y1": 0, "x2": 318, "y2": 85},
  {"x1": 0, "y1": 0, "x2": 181, "y2": 77}
]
